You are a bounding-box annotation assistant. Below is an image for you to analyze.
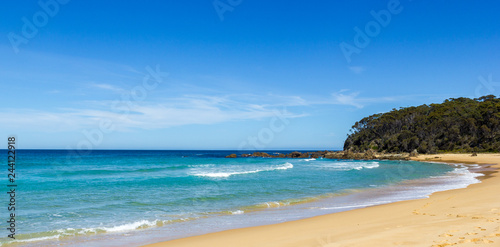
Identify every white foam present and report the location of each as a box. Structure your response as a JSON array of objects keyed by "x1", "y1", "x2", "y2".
[
  {"x1": 195, "y1": 170, "x2": 258, "y2": 178},
  {"x1": 393, "y1": 166, "x2": 482, "y2": 203},
  {"x1": 193, "y1": 162, "x2": 294, "y2": 178},
  {"x1": 101, "y1": 220, "x2": 160, "y2": 232},
  {"x1": 317, "y1": 165, "x2": 483, "y2": 213},
  {"x1": 304, "y1": 158, "x2": 316, "y2": 161},
  {"x1": 13, "y1": 234, "x2": 61, "y2": 243},
  {"x1": 261, "y1": 201, "x2": 286, "y2": 208},
  {"x1": 313, "y1": 161, "x2": 380, "y2": 171},
  {"x1": 231, "y1": 210, "x2": 244, "y2": 215},
  {"x1": 442, "y1": 165, "x2": 483, "y2": 188},
  {"x1": 189, "y1": 164, "x2": 215, "y2": 168},
  {"x1": 7, "y1": 219, "x2": 176, "y2": 245},
  {"x1": 353, "y1": 162, "x2": 379, "y2": 170},
  {"x1": 275, "y1": 162, "x2": 294, "y2": 170},
  {"x1": 68, "y1": 220, "x2": 169, "y2": 235}
]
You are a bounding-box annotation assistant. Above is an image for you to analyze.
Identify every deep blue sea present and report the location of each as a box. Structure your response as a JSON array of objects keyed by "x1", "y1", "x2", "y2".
[{"x1": 1, "y1": 150, "x2": 482, "y2": 246}]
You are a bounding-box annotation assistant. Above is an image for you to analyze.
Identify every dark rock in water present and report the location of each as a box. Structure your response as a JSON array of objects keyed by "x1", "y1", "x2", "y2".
[
  {"x1": 261, "y1": 152, "x2": 271, "y2": 158},
  {"x1": 228, "y1": 150, "x2": 410, "y2": 161},
  {"x1": 251, "y1": 152, "x2": 271, "y2": 158},
  {"x1": 270, "y1": 153, "x2": 285, "y2": 158},
  {"x1": 288, "y1": 151, "x2": 302, "y2": 158},
  {"x1": 322, "y1": 150, "x2": 410, "y2": 160},
  {"x1": 299, "y1": 153, "x2": 310, "y2": 158},
  {"x1": 324, "y1": 151, "x2": 342, "y2": 159}
]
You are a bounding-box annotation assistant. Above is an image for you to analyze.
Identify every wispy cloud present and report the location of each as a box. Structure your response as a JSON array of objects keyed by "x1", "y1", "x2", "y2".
[
  {"x1": 0, "y1": 94, "x2": 306, "y2": 132},
  {"x1": 331, "y1": 90, "x2": 401, "y2": 109},
  {"x1": 348, "y1": 66, "x2": 365, "y2": 74},
  {"x1": 89, "y1": 83, "x2": 126, "y2": 93},
  {"x1": 332, "y1": 90, "x2": 364, "y2": 108},
  {"x1": 0, "y1": 79, "x2": 444, "y2": 134}
]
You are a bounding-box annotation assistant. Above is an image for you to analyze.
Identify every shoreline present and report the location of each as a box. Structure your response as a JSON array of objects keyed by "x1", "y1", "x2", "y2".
[{"x1": 144, "y1": 153, "x2": 500, "y2": 247}]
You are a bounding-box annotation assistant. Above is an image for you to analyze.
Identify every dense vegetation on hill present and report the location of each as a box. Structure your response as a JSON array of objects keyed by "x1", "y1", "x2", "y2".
[{"x1": 344, "y1": 95, "x2": 500, "y2": 153}]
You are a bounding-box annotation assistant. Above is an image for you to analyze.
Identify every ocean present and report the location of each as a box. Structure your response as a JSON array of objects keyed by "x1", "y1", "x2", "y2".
[{"x1": 1, "y1": 150, "x2": 482, "y2": 246}]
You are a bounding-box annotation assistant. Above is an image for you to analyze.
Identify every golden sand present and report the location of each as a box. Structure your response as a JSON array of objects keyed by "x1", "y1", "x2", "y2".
[{"x1": 144, "y1": 154, "x2": 500, "y2": 247}]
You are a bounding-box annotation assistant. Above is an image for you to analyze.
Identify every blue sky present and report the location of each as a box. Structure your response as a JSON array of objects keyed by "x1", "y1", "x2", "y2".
[{"x1": 1, "y1": 0, "x2": 499, "y2": 150}]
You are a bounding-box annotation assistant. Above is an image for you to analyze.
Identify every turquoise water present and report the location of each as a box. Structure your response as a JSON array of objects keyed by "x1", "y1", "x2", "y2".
[{"x1": 1, "y1": 150, "x2": 481, "y2": 246}]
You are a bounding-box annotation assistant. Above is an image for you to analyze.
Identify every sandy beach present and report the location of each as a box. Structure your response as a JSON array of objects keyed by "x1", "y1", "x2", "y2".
[{"x1": 144, "y1": 153, "x2": 500, "y2": 247}]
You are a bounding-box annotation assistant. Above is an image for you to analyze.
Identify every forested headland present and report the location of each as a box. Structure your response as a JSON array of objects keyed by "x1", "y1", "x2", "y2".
[{"x1": 344, "y1": 95, "x2": 500, "y2": 153}]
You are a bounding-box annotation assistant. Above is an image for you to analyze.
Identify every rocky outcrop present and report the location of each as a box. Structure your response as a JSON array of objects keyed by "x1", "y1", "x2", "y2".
[
  {"x1": 364, "y1": 149, "x2": 376, "y2": 159},
  {"x1": 252, "y1": 152, "x2": 271, "y2": 158},
  {"x1": 228, "y1": 150, "x2": 410, "y2": 160},
  {"x1": 225, "y1": 154, "x2": 237, "y2": 158},
  {"x1": 289, "y1": 151, "x2": 302, "y2": 158},
  {"x1": 323, "y1": 150, "x2": 410, "y2": 160}
]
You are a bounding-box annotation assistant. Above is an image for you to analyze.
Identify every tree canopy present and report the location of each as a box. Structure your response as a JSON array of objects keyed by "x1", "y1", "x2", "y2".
[{"x1": 344, "y1": 95, "x2": 500, "y2": 153}]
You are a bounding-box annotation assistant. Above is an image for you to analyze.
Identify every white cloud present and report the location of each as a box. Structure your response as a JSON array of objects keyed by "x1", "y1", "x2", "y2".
[
  {"x1": 331, "y1": 90, "x2": 402, "y2": 109},
  {"x1": 348, "y1": 66, "x2": 365, "y2": 74},
  {"x1": 89, "y1": 83, "x2": 126, "y2": 93},
  {"x1": 332, "y1": 91, "x2": 364, "y2": 108},
  {"x1": 0, "y1": 84, "x2": 438, "y2": 134},
  {"x1": 0, "y1": 94, "x2": 305, "y2": 132}
]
